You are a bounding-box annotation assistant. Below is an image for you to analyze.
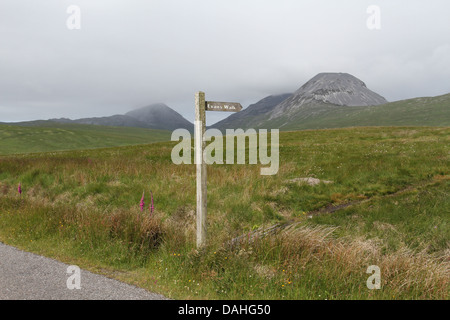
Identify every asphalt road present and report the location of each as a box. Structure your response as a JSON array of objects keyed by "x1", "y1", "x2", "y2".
[{"x1": 0, "y1": 242, "x2": 167, "y2": 300}]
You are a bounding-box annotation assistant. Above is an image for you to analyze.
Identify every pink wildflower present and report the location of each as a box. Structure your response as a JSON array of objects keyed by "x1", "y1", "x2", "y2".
[
  {"x1": 18, "y1": 183, "x2": 22, "y2": 195},
  {"x1": 139, "y1": 191, "x2": 145, "y2": 211}
]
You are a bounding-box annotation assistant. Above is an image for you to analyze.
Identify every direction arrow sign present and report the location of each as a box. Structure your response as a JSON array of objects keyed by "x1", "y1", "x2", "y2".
[{"x1": 205, "y1": 101, "x2": 242, "y2": 112}]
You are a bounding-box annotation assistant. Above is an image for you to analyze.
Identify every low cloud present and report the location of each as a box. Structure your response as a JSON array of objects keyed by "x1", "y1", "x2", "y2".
[{"x1": 0, "y1": 0, "x2": 449, "y2": 125}]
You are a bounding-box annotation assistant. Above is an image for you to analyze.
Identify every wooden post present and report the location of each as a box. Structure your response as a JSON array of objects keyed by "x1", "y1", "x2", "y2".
[
  {"x1": 194, "y1": 93, "x2": 241, "y2": 249},
  {"x1": 195, "y1": 91, "x2": 207, "y2": 248}
]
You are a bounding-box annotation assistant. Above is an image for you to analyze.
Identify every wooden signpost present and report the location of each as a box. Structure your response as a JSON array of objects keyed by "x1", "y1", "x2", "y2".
[
  {"x1": 195, "y1": 92, "x2": 242, "y2": 248},
  {"x1": 206, "y1": 101, "x2": 243, "y2": 112}
]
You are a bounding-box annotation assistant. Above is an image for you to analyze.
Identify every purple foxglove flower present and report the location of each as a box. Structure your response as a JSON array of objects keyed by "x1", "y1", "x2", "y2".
[
  {"x1": 18, "y1": 183, "x2": 22, "y2": 195},
  {"x1": 139, "y1": 191, "x2": 145, "y2": 211}
]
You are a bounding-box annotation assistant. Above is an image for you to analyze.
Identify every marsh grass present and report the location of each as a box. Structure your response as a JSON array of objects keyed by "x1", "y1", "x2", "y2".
[{"x1": 0, "y1": 126, "x2": 448, "y2": 299}]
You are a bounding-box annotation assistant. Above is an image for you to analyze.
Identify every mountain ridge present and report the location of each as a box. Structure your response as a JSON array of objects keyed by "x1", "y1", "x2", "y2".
[
  {"x1": 211, "y1": 93, "x2": 292, "y2": 131},
  {"x1": 269, "y1": 73, "x2": 388, "y2": 120},
  {"x1": 3, "y1": 72, "x2": 448, "y2": 132},
  {"x1": 50, "y1": 103, "x2": 194, "y2": 132},
  {"x1": 211, "y1": 72, "x2": 394, "y2": 130}
]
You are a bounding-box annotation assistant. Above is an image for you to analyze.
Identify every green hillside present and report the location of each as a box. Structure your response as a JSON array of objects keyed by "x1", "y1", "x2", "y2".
[
  {"x1": 0, "y1": 122, "x2": 171, "y2": 155},
  {"x1": 229, "y1": 93, "x2": 450, "y2": 131},
  {"x1": 278, "y1": 93, "x2": 450, "y2": 130}
]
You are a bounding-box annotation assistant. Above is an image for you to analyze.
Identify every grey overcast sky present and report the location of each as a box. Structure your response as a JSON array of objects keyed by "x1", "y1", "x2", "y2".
[{"x1": 0, "y1": 0, "x2": 449, "y2": 125}]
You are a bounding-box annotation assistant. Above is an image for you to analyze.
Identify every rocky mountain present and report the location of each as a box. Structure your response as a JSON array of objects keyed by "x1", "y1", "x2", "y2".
[
  {"x1": 51, "y1": 103, "x2": 193, "y2": 132},
  {"x1": 212, "y1": 73, "x2": 389, "y2": 130},
  {"x1": 269, "y1": 73, "x2": 388, "y2": 120},
  {"x1": 211, "y1": 93, "x2": 292, "y2": 131}
]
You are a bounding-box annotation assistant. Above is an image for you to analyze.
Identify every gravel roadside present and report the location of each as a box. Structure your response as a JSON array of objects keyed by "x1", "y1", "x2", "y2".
[{"x1": 0, "y1": 242, "x2": 168, "y2": 300}]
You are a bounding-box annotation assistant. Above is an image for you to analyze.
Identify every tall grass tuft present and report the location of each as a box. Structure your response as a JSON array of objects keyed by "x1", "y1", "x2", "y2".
[
  {"x1": 248, "y1": 224, "x2": 449, "y2": 299},
  {"x1": 108, "y1": 209, "x2": 163, "y2": 252}
]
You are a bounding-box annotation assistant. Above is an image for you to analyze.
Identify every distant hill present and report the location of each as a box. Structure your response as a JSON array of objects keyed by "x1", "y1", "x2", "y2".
[
  {"x1": 0, "y1": 123, "x2": 171, "y2": 155},
  {"x1": 211, "y1": 93, "x2": 292, "y2": 131},
  {"x1": 222, "y1": 93, "x2": 450, "y2": 131},
  {"x1": 211, "y1": 73, "x2": 389, "y2": 130},
  {"x1": 211, "y1": 73, "x2": 449, "y2": 130},
  {"x1": 125, "y1": 103, "x2": 194, "y2": 132},
  {"x1": 276, "y1": 93, "x2": 450, "y2": 131},
  {"x1": 268, "y1": 73, "x2": 387, "y2": 124},
  {"x1": 56, "y1": 114, "x2": 149, "y2": 129},
  {"x1": 50, "y1": 103, "x2": 193, "y2": 132},
  {"x1": 3, "y1": 73, "x2": 448, "y2": 137}
]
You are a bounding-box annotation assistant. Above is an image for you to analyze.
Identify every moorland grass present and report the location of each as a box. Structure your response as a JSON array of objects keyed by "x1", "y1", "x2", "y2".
[
  {"x1": 0, "y1": 123, "x2": 171, "y2": 155},
  {"x1": 0, "y1": 126, "x2": 448, "y2": 299}
]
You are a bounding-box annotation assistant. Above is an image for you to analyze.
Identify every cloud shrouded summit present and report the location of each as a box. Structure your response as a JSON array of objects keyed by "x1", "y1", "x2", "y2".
[
  {"x1": 125, "y1": 104, "x2": 194, "y2": 132},
  {"x1": 51, "y1": 103, "x2": 193, "y2": 132}
]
